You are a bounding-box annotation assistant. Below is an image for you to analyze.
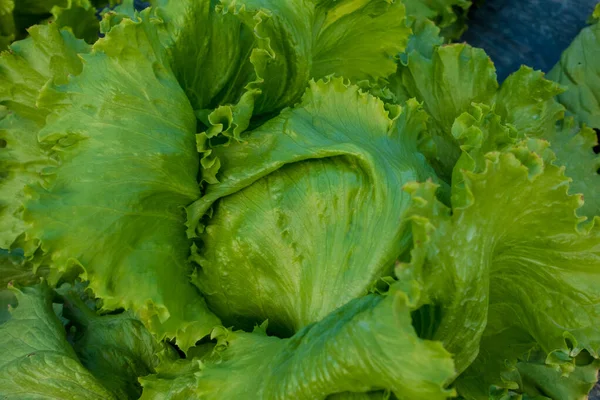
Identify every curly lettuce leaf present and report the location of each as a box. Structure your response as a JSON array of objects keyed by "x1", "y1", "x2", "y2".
[
  {"x1": 0, "y1": 249, "x2": 37, "y2": 325},
  {"x1": 401, "y1": 0, "x2": 471, "y2": 40},
  {"x1": 548, "y1": 14, "x2": 600, "y2": 130},
  {"x1": 0, "y1": 0, "x2": 15, "y2": 50},
  {"x1": 58, "y1": 284, "x2": 163, "y2": 399},
  {"x1": 545, "y1": 118, "x2": 600, "y2": 219},
  {"x1": 0, "y1": 283, "x2": 116, "y2": 399},
  {"x1": 494, "y1": 66, "x2": 566, "y2": 138},
  {"x1": 104, "y1": 0, "x2": 409, "y2": 159},
  {"x1": 392, "y1": 40, "x2": 582, "y2": 189},
  {"x1": 18, "y1": 17, "x2": 219, "y2": 352},
  {"x1": 391, "y1": 42, "x2": 498, "y2": 181},
  {"x1": 187, "y1": 78, "x2": 437, "y2": 334},
  {"x1": 0, "y1": 24, "x2": 89, "y2": 248},
  {"x1": 310, "y1": 0, "x2": 410, "y2": 83},
  {"x1": 139, "y1": 356, "x2": 201, "y2": 400},
  {"x1": 402, "y1": 137, "x2": 600, "y2": 382},
  {"x1": 457, "y1": 325, "x2": 600, "y2": 399},
  {"x1": 0, "y1": 248, "x2": 44, "y2": 288},
  {"x1": 51, "y1": 0, "x2": 100, "y2": 44},
  {"x1": 491, "y1": 66, "x2": 600, "y2": 219},
  {"x1": 141, "y1": 286, "x2": 455, "y2": 400}
]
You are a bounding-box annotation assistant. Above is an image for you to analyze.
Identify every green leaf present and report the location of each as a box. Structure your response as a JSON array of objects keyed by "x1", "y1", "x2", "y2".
[
  {"x1": 51, "y1": 0, "x2": 101, "y2": 44},
  {"x1": 391, "y1": 43, "x2": 498, "y2": 182},
  {"x1": 58, "y1": 284, "x2": 163, "y2": 399},
  {"x1": 401, "y1": 0, "x2": 472, "y2": 40},
  {"x1": 187, "y1": 78, "x2": 437, "y2": 334},
  {"x1": 402, "y1": 139, "x2": 600, "y2": 377},
  {"x1": 0, "y1": 24, "x2": 89, "y2": 248},
  {"x1": 327, "y1": 392, "x2": 391, "y2": 400},
  {"x1": 0, "y1": 288, "x2": 16, "y2": 324},
  {"x1": 514, "y1": 352, "x2": 600, "y2": 400},
  {"x1": 392, "y1": 46, "x2": 578, "y2": 188},
  {"x1": 0, "y1": 248, "x2": 43, "y2": 287},
  {"x1": 0, "y1": 0, "x2": 15, "y2": 50},
  {"x1": 0, "y1": 283, "x2": 116, "y2": 399},
  {"x1": 19, "y1": 17, "x2": 219, "y2": 352},
  {"x1": 545, "y1": 118, "x2": 600, "y2": 219},
  {"x1": 110, "y1": 0, "x2": 409, "y2": 149},
  {"x1": 139, "y1": 356, "x2": 204, "y2": 400},
  {"x1": 399, "y1": 18, "x2": 444, "y2": 66},
  {"x1": 147, "y1": 0, "x2": 264, "y2": 121},
  {"x1": 456, "y1": 327, "x2": 600, "y2": 399},
  {"x1": 449, "y1": 103, "x2": 519, "y2": 204},
  {"x1": 141, "y1": 287, "x2": 455, "y2": 400},
  {"x1": 311, "y1": 0, "x2": 410, "y2": 83},
  {"x1": 548, "y1": 17, "x2": 600, "y2": 130},
  {"x1": 14, "y1": 0, "x2": 68, "y2": 15},
  {"x1": 494, "y1": 66, "x2": 565, "y2": 138}
]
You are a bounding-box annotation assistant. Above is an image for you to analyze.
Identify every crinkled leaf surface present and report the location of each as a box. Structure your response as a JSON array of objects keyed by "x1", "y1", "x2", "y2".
[
  {"x1": 391, "y1": 42, "x2": 498, "y2": 182},
  {"x1": 548, "y1": 17, "x2": 600, "y2": 130},
  {"x1": 311, "y1": 0, "x2": 410, "y2": 83},
  {"x1": 148, "y1": 0, "x2": 263, "y2": 118},
  {"x1": 187, "y1": 78, "x2": 437, "y2": 335},
  {"x1": 546, "y1": 118, "x2": 600, "y2": 219},
  {"x1": 457, "y1": 324, "x2": 600, "y2": 399},
  {"x1": 392, "y1": 43, "x2": 582, "y2": 187},
  {"x1": 51, "y1": 0, "x2": 100, "y2": 44},
  {"x1": 0, "y1": 24, "x2": 89, "y2": 248},
  {"x1": 0, "y1": 248, "x2": 42, "y2": 287},
  {"x1": 141, "y1": 287, "x2": 455, "y2": 400},
  {"x1": 0, "y1": 0, "x2": 15, "y2": 50},
  {"x1": 59, "y1": 284, "x2": 163, "y2": 399},
  {"x1": 494, "y1": 66, "x2": 565, "y2": 138},
  {"x1": 403, "y1": 141, "x2": 600, "y2": 378},
  {"x1": 22, "y1": 18, "x2": 219, "y2": 352},
  {"x1": 0, "y1": 283, "x2": 115, "y2": 399},
  {"x1": 124, "y1": 0, "x2": 408, "y2": 136}
]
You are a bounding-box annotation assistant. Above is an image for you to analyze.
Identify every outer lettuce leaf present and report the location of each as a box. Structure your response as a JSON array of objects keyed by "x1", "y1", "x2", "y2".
[
  {"x1": 0, "y1": 24, "x2": 89, "y2": 248},
  {"x1": 392, "y1": 37, "x2": 591, "y2": 196},
  {"x1": 391, "y1": 42, "x2": 498, "y2": 181},
  {"x1": 492, "y1": 67, "x2": 600, "y2": 219},
  {"x1": 457, "y1": 325, "x2": 600, "y2": 399},
  {"x1": 0, "y1": 249, "x2": 38, "y2": 325},
  {"x1": 140, "y1": 286, "x2": 455, "y2": 400},
  {"x1": 402, "y1": 136, "x2": 600, "y2": 382},
  {"x1": 0, "y1": 283, "x2": 116, "y2": 399},
  {"x1": 51, "y1": 0, "x2": 101, "y2": 44},
  {"x1": 545, "y1": 118, "x2": 599, "y2": 219},
  {"x1": 548, "y1": 15, "x2": 600, "y2": 130},
  {"x1": 187, "y1": 78, "x2": 437, "y2": 334},
  {"x1": 401, "y1": 0, "x2": 471, "y2": 40},
  {"x1": 0, "y1": 0, "x2": 15, "y2": 50},
  {"x1": 0, "y1": 287, "x2": 15, "y2": 324},
  {"x1": 494, "y1": 66, "x2": 565, "y2": 138},
  {"x1": 105, "y1": 0, "x2": 410, "y2": 173},
  {"x1": 143, "y1": 0, "x2": 264, "y2": 139},
  {"x1": 311, "y1": 0, "x2": 410, "y2": 83},
  {"x1": 139, "y1": 356, "x2": 202, "y2": 400},
  {"x1": 20, "y1": 18, "x2": 219, "y2": 352},
  {"x1": 0, "y1": 248, "x2": 43, "y2": 287},
  {"x1": 399, "y1": 18, "x2": 444, "y2": 65},
  {"x1": 58, "y1": 284, "x2": 163, "y2": 399}
]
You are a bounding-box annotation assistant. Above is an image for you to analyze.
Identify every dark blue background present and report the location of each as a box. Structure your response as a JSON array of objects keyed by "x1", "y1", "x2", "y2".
[{"x1": 462, "y1": 0, "x2": 598, "y2": 81}]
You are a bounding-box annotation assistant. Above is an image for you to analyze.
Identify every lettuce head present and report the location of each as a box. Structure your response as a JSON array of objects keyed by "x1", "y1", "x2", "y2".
[{"x1": 0, "y1": 0, "x2": 599, "y2": 399}]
